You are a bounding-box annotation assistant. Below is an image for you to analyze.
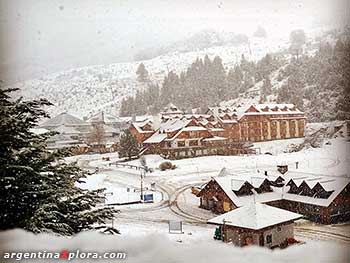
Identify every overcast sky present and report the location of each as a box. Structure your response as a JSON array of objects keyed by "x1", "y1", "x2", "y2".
[{"x1": 0, "y1": 0, "x2": 349, "y2": 83}]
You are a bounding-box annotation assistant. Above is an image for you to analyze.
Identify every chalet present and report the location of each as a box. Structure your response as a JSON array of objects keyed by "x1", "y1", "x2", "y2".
[
  {"x1": 129, "y1": 120, "x2": 154, "y2": 144},
  {"x1": 86, "y1": 111, "x2": 121, "y2": 152},
  {"x1": 208, "y1": 203, "x2": 302, "y2": 248},
  {"x1": 41, "y1": 111, "x2": 91, "y2": 134},
  {"x1": 198, "y1": 167, "x2": 350, "y2": 224},
  {"x1": 41, "y1": 112, "x2": 91, "y2": 153},
  {"x1": 128, "y1": 103, "x2": 305, "y2": 159},
  {"x1": 40, "y1": 112, "x2": 119, "y2": 153},
  {"x1": 86, "y1": 111, "x2": 123, "y2": 131},
  {"x1": 141, "y1": 118, "x2": 232, "y2": 159}
]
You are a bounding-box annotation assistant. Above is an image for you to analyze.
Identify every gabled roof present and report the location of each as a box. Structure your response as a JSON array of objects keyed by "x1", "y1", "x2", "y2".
[
  {"x1": 131, "y1": 121, "x2": 154, "y2": 134},
  {"x1": 159, "y1": 119, "x2": 190, "y2": 133},
  {"x1": 208, "y1": 103, "x2": 304, "y2": 121},
  {"x1": 41, "y1": 112, "x2": 89, "y2": 127},
  {"x1": 143, "y1": 132, "x2": 168, "y2": 144},
  {"x1": 87, "y1": 112, "x2": 122, "y2": 124},
  {"x1": 54, "y1": 125, "x2": 82, "y2": 135},
  {"x1": 30, "y1": 128, "x2": 50, "y2": 135},
  {"x1": 208, "y1": 203, "x2": 302, "y2": 230},
  {"x1": 206, "y1": 170, "x2": 350, "y2": 208}
]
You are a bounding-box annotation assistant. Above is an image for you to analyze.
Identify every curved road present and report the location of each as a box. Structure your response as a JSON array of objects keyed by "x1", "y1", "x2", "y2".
[{"x1": 79, "y1": 154, "x2": 350, "y2": 243}]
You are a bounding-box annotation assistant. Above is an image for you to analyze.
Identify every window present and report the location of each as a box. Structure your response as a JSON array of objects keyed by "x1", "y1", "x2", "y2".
[
  {"x1": 177, "y1": 141, "x2": 185, "y2": 147},
  {"x1": 189, "y1": 140, "x2": 198, "y2": 146},
  {"x1": 266, "y1": 234, "x2": 272, "y2": 244}
]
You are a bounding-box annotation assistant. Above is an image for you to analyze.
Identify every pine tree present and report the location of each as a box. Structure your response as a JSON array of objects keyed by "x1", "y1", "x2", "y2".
[
  {"x1": 0, "y1": 87, "x2": 115, "y2": 235},
  {"x1": 136, "y1": 63, "x2": 149, "y2": 82},
  {"x1": 119, "y1": 130, "x2": 140, "y2": 160},
  {"x1": 261, "y1": 75, "x2": 272, "y2": 96},
  {"x1": 289, "y1": 29, "x2": 306, "y2": 59}
]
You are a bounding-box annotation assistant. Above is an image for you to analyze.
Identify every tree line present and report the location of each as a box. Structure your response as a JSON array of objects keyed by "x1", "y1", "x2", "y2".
[
  {"x1": 121, "y1": 37, "x2": 350, "y2": 122},
  {"x1": 120, "y1": 53, "x2": 282, "y2": 116},
  {"x1": 276, "y1": 38, "x2": 350, "y2": 121}
]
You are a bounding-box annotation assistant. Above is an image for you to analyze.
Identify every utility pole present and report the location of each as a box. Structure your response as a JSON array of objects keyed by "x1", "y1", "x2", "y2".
[{"x1": 140, "y1": 168, "x2": 144, "y2": 202}]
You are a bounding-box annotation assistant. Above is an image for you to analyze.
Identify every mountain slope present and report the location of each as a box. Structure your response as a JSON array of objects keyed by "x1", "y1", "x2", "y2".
[{"x1": 12, "y1": 36, "x2": 289, "y2": 118}]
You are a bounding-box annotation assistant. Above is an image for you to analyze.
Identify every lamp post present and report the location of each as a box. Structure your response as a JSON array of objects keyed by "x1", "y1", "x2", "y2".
[{"x1": 140, "y1": 168, "x2": 144, "y2": 202}]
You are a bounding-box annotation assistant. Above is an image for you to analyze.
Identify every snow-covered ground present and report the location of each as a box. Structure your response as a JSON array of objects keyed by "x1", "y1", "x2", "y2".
[
  {"x1": 1, "y1": 137, "x2": 348, "y2": 262},
  {"x1": 57, "y1": 136, "x2": 350, "y2": 262},
  {"x1": 0, "y1": 228, "x2": 349, "y2": 263}
]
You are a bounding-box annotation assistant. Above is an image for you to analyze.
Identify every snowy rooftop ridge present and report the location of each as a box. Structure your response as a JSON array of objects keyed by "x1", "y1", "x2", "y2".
[
  {"x1": 41, "y1": 112, "x2": 89, "y2": 127},
  {"x1": 208, "y1": 103, "x2": 304, "y2": 122},
  {"x1": 210, "y1": 169, "x2": 350, "y2": 208},
  {"x1": 208, "y1": 203, "x2": 302, "y2": 230},
  {"x1": 87, "y1": 111, "x2": 123, "y2": 124}
]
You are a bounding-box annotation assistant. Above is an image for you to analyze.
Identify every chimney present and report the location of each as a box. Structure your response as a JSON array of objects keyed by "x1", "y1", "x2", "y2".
[
  {"x1": 132, "y1": 114, "x2": 136, "y2": 122},
  {"x1": 264, "y1": 171, "x2": 268, "y2": 176},
  {"x1": 277, "y1": 164, "x2": 288, "y2": 175},
  {"x1": 152, "y1": 114, "x2": 161, "y2": 130}
]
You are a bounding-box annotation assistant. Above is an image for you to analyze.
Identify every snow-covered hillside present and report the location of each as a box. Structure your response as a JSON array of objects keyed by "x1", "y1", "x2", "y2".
[{"x1": 12, "y1": 36, "x2": 289, "y2": 118}]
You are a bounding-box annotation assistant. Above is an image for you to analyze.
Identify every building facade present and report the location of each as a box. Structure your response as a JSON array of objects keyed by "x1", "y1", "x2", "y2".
[
  {"x1": 206, "y1": 104, "x2": 306, "y2": 143},
  {"x1": 208, "y1": 203, "x2": 302, "y2": 248},
  {"x1": 198, "y1": 167, "x2": 350, "y2": 224}
]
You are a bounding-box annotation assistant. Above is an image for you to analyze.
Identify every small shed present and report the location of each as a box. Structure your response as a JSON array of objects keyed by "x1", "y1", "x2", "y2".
[{"x1": 207, "y1": 203, "x2": 302, "y2": 248}]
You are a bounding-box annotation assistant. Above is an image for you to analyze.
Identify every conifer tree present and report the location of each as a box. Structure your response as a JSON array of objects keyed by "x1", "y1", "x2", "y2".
[
  {"x1": 136, "y1": 63, "x2": 149, "y2": 82},
  {"x1": 119, "y1": 130, "x2": 140, "y2": 160},
  {"x1": 0, "y1": 87, "x2": 115, "y2": 235}
]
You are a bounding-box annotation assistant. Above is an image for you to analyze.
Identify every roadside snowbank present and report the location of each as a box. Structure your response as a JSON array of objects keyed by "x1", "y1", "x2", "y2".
[{"x1": 0, "y1": 229, "x2": 348, "y2": 263}]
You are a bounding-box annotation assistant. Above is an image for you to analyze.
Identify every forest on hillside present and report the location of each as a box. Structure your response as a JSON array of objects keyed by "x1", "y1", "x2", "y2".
[{"x1": 120, "y1": 38, "x2": 350, "y2": 122}]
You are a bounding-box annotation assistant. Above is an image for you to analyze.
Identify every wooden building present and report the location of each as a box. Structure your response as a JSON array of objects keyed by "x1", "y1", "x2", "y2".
[
  {"x1": 40, "y1": 111, "x2": 119, "y2": 154},
  {"x1": 198, "y1": 167, "x2": 350, "y2": 224},
  {"x1": 208, "y1": 203, "x2": 302, "y2": 248},
  {"x1": 139, "y1": 117, "x2": 253, "y2": 159},
  {"x1": 128, "y1": 103, "x2": 306, "y2": 159},
  {"x1": 129, "y1": 120, "x2": 155, "y2": 144}
]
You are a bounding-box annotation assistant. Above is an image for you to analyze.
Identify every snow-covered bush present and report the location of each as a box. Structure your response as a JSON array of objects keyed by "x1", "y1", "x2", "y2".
[{"x1": 159, "y1": 161, "x2": 176, "y2": 171}]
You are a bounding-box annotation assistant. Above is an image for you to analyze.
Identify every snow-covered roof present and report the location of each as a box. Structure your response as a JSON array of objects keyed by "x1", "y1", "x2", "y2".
[
  {"x1": 209, "y1": 103, "x2": 304, "y2": 121},
  {"x1": 30, "y1": 128, "x2": 50, "y2": 135},
  {"x1": 209, "y1": 170, "x2": 350, "y2": 208},
  {"x1": 210, "y1": 128, "x2": 225, "y2": 132},
  {"x1": 159, "y1": 119, "x2": 190, "y2": 133},
  {"x1": 131, "y1": 121, "x2": 154, "y2": 134},
  {"x1": 143, "y1": 132, "x2": 167, "y2": 144},
  {"x1": 220, "y1": 119, "x2": 238, "y2": 124},
  {"x1": 87, "y1": 112, "x2": 122, "y2": 124},
  {"x1": 54, "y1": 125, "x2": 82, "y2": 135},
  {"x1": 41, "y1": 112, "x2": 89, "y2": 127},
  {"x1": 182, "y1": 126, "x2": 207, "y2": 131},
  {"x1": 203, "y1": 136, "x2": 227, "y2": 141},
  {"x1": 121, "y1": 115, "x2": 153, "y2": 123},
  {"x1": 208, "y1": 203, "x2": 302, "y2": 230}
]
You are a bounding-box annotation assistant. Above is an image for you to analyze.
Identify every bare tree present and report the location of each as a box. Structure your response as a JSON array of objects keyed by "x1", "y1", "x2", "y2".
[{"x1": 88, "y1": 124, "x2": 106, "y2": 146}]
